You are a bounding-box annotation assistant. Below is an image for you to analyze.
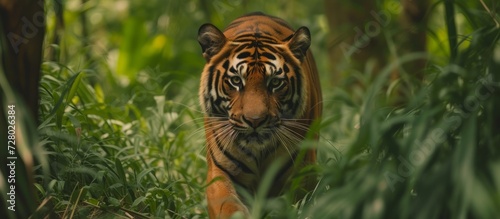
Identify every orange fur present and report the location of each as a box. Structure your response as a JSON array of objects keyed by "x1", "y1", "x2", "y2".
[{"x1": 198, "y1": 12, "x2": 322, "y2": 218}]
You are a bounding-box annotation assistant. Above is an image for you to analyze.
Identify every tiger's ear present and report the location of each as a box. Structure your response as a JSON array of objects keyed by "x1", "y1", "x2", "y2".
[
  {"x1": 198, "y1": 23, "x2": 226, "y2": 61},
  {"x1": 286, "y1": 26, "x2": 311, "y2": 62}
]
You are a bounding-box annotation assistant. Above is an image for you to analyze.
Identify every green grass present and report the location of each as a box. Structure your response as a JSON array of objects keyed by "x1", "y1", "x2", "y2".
[
  {"x1": 1, "y1": 0, "x2": 499, "y2": 218},
  {"x1": 34, "y1": 63, "x2": 206, "y2": 218}
]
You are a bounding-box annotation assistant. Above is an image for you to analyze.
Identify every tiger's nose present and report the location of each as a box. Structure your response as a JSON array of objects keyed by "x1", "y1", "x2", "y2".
[{"x1": 242, "y1": 115, "x2": 268, "y2": 129}]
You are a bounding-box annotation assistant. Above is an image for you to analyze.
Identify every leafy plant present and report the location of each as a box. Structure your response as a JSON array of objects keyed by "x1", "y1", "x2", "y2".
[{"x1": 3, "y1": 0, "x2": 496, "y2": 218}]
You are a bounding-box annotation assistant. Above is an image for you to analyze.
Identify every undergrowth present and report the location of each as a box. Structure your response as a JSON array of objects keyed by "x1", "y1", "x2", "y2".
[{"x1": 1, "y1": 0, "x2": 499, "y2": 218}]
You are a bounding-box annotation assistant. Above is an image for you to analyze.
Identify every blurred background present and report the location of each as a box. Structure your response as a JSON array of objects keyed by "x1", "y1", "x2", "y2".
[{"x1": 1, "y1": 0, "x2": 499, "y2": 218}]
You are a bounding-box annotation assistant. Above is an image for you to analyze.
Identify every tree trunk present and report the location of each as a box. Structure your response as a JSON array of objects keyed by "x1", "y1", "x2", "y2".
[
  {"x1": 0, "y1": 0, "x2": 45, "y2": 122},
  {"x1": 324, "y1": 0, "x2": 429, "y2": 104},
  {"x1": 324, "y1": 0, "x2": 388, "y2": 86},
  {"x1": 0, "y1": 0, "x2": 45, "y2": 218}
]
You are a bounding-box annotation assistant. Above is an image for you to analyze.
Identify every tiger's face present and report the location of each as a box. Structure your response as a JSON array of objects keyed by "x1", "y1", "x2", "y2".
[{"x1": 199, "y1": 24, "x2": 311, "y2": 149}]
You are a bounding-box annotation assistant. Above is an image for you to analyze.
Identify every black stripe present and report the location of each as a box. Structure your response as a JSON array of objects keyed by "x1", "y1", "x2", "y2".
[
  {"x1": 261, "y1": 52, "x2": 276, "y2": 60},
  {"x1": 210, "y1": 69, "x2": 222, "y2": 113},
  {"x1": 234, "y1": 35, "x2": 278, "y2": 44},
  {"x1": 209, "y1": 144, "x2": 251, "y2": 190},
  {"x1": 236, "y1": 144, "x2": 259, "y2": 164},
  {"x1": 209, "y1": 149, "x2": 239, "y2": 182},
  {"x1": 206, "y1": 65, "x2": 215, "y2": 93},
  {"x1": 232, "y1": 41, "x2": 280, "y2": 56},
  {"x1": 233, "y1": 44, "x2": 248, "y2": 54},
  {"x1": 212, "y1": 95, "x2": 229, "y2": 114},
  {"x1": 283, "y1": 63, "x2": 290, "y2": 74},
  {"x1": 202, "y1": 50, "x2": 231, "y2": 98},
  {"x1": 204, "y1": 96, "x2": 211, "y2": 113},
  {"x1": 237, "y1": 52, "x2": 251, "y2": 59},
  {"x1": 258, "y1": 44, "x2": 280, "y2": 53},
  {"x1": 275, "y1": 68, "x2": 283, "y2": 75},
  {"x1": 260, "y1": 60, "x2": 277, "y2": 68},
  {"x1": 212, "y1": 130, "x2": 255, "y2": 175},
  {"x1": 222, "y1": 59, "x2": 230, "y2": 70}
]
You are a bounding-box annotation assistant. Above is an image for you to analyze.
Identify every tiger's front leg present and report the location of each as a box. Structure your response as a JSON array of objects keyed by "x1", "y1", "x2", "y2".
[{"x1": 206, "y1": 155, "x2": 249, "y2": 219}]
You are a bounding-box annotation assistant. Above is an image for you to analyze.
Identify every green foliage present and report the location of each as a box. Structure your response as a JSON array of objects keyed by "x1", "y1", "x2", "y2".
[
  {"x1": 9, "y1": 0, "x2": 498, "y2": 218},
  {"x1": 36, "y1": 63, "x2": 207, "y2": 217},
  {"x1": 299, "y1": 2, "x2": 500, "y2": 219}
]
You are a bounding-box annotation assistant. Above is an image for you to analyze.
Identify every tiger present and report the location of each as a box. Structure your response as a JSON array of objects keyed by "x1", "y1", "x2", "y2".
[{"x1": 197, "y1": 12, "x2": 322, "y2": 218}]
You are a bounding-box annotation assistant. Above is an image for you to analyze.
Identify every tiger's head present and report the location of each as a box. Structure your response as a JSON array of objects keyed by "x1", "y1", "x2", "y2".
[{"x1": 198, "y1": 23, "x2": 312, "y2": 149}]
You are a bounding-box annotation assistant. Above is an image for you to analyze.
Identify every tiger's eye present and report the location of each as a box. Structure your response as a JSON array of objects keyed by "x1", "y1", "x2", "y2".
[
  {"x1": 270, "y1": 78, "x2": 282, "y2": 87},
  {"x1": 230, "y1": 76, "x2": 242, "y2": 85}
]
